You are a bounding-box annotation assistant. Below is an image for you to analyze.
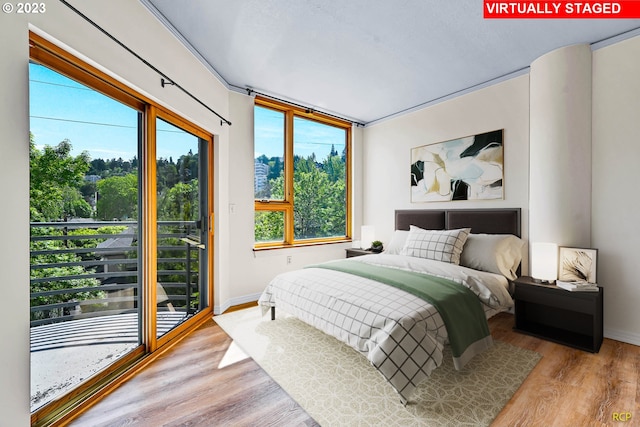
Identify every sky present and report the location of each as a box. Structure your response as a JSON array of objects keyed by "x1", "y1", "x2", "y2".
[
  {"x1": 29, "y1": 62, "x2": 345, "y2": 164},
  {"x1": 29, "y1": 63, "x2": 197, "y2": 162},
  {"x1": 254, "y1": 105, "x2": 346, "y2": 161}
]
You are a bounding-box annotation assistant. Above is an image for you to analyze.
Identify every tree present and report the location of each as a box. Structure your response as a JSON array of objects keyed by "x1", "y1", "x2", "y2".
[
  {"x1": 158, "y1": 180, "x2": 199, "y2": 221},
  {"x1": 256, "y1": 152, "x2": 346, "y2": 241},
  {"x1": 30, "y1": 136, "x2": 91, "y2": 221},
  {"x1": 176, "y1": 150, "x2": 198, "y2": 184},
  {"x1": 61, "y1": 187, "x2": 92, "y2": 219},
  {"x1": 255, "y1": 210, "x2": 284, "y2": 242},
  {"x1": 96, "y1": 174, "x2": 138, "y2": 220},
  {"x1": 294, "y1": 154, "x2": 317, "y2": 173},
  {"x1": 29, "y1": 240, "x2": 102, "y2": 321},
  {"x1": 89, "y1": 158, "x2": 106, "y2": 175},
  {"x1": 29, "y1": 225, "x2": 127, "y2": 322},
  {"x1": 254, "y1": 175, "x2": 284, "y2": 242},
  {"x1": 323, "y1": 152, "x2": 345, "y2": 183},
  {"x1": 256, "y1": 154, "x2": 270, "y2": 165},
  {"x1": 294, "y1": 166, "x2": 345, "y2": 239},
  {"x1": 268, "y1": 156, "x2": 283, "y2": 181}
]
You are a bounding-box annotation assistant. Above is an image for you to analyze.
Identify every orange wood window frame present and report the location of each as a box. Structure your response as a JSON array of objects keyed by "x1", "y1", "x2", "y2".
[
  {"x1": 254, "y1": 96, "x2": 352, "y2": 249},
  {"x1": 29, "y1": 31, "x2": 215, "y2": 426}
]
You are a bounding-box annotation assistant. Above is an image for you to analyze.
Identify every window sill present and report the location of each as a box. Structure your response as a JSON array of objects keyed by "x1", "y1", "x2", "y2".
[{"x1": 253, "y1": 239, "x2": 352, "y2": 252}]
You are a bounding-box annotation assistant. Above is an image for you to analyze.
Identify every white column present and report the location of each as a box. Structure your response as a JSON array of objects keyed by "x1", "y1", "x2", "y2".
[{"x1": 529, "y1": 44, "x2": 592, "y2": 253}]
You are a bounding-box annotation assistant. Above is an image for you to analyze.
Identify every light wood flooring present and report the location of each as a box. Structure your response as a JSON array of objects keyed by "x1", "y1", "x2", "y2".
[{"x1": 69, "y1": 311, "x2": 640, "y2": 427}]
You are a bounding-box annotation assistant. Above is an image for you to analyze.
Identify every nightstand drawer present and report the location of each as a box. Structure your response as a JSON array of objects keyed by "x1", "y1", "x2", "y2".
[
  {"x1": 513, "y1": 276, "x2": 603, "y2": 352},
  {"x1": 515, "y1": 285, "x2": 596, "y2": 314}
]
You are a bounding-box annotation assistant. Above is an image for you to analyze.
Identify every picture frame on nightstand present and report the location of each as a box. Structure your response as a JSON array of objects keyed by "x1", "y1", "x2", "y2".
[{"x1": 558, "y1": 247, "x2": 598, "y2": 283}]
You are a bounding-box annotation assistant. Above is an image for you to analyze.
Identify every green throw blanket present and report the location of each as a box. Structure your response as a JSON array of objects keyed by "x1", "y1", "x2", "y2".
[{"x1": 307, "y1": 259, "x2": 491, "y2": 362}]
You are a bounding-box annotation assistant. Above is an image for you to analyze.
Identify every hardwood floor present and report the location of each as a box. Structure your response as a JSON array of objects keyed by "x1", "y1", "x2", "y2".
[
  {"x1": 490, "y1": 313, "x2": 640, "y2": 427},
  {"x1": 67, "y1": 319, "x2": 318, "y2": 427},
  {"x1": 69, "y1": 312, "x2": 640, "y2": 427}
]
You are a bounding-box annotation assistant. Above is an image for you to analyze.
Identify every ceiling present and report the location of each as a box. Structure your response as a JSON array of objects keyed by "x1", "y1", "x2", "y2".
[{"x1": 142, "y1": 0, "x2": 640, "y2": 124}]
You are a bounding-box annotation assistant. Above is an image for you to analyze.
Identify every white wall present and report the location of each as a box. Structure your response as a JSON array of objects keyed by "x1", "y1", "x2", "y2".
[
  {"x1": 529, "y1": 44, "x2": 592, "y2": 249},
  {"x1": 1, "y1": 1, "x2": 231, "y2": 424},
  {"x1": 0, "y1": 9, "x2": 31, "y2": 426},
  {"x1": 222, "y1": 92, "x2": 357, "y2": 313},
  {"x1": 361, "y1": 75, "x2": 531, "y2": 265},
  {"x1": 592, "y1": 35, "x2": 640, "y2": 345}
]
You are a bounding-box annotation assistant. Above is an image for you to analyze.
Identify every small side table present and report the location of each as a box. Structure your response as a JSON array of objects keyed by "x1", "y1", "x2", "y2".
[
  {"x1": 345, "y1": 248, "x2": 374, "y2": 258},
  {"x1": 513, "y1": 276, "x2": 603, "y2": 352}
]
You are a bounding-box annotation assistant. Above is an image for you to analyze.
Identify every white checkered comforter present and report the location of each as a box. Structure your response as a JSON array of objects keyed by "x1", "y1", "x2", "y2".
[{"x1": 258, "y1": 254, "x2": 513, "y2": 403}]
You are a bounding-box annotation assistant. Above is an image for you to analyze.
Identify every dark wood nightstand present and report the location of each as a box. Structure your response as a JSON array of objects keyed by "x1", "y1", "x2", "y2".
[
  {"x1": 513, "y1": 276, "x2": 603, "y2": 352},
  {"x1": 345, "y1": 248, "x2": 373, "y2": 258}
]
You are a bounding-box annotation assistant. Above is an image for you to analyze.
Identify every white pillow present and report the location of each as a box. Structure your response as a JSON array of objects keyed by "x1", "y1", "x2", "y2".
[
  {"x1": 384, "y1": 230, "x2": 409, "y2": 255},
  {"x1": 400, "y1": 226, "x2": 470, "y2": 265},
  {"x1": 460, "y1": 233, "x2": 524, "y2": 280}
]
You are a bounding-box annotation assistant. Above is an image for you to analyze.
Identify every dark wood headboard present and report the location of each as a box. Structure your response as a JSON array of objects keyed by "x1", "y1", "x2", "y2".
[{"x1": 395, "y1": 208, "x2": 521, "y2": 237}]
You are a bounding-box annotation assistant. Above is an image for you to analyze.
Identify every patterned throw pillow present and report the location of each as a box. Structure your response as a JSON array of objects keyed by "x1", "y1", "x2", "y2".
[{"x1": 400, "y1": 226, "x2": 471, "y2": 265}]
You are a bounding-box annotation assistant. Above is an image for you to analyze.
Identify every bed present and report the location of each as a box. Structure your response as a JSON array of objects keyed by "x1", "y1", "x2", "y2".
[{"x1": 258, "y1": 208, "x2": 523, "y2": 404}]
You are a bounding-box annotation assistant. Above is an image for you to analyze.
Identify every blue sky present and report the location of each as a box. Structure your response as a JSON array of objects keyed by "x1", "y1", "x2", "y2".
[
  {"x1": 30, "y1": 63, "x2": 344, "y2": 163},
  {"x1": 254, "y1": 106, "x2": 346, "y2": 161},
  {"x1": 29, "y1": 63, "x2": 197, "y2": 161}
]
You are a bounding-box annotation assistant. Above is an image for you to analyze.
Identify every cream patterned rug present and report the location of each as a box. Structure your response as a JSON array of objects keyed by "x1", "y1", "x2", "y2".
[{"x1": 214, "y1": 307, "x2": 541, "y2": 427}]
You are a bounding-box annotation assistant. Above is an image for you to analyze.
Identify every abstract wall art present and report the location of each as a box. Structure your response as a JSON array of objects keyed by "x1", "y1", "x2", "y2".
[{"x1": 410, "y1": 129, "x2": 504, "y2": 202}]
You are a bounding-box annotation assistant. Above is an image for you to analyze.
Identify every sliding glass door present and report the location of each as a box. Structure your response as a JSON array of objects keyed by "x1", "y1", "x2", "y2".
[
  {"x1": 155, "y1": 118, "x2": 209, "y2": 338},
  {"x1": 28, "y1": 33, "x2": 214, "y2": 423},
  {"x1": 29, "y1": 61, "x2": 143, "y2": 411}
]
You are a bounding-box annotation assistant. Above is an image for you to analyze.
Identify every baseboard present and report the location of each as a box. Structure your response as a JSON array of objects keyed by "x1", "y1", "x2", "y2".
[
  {"x1": 604, "y1": 328, "x2": 640, "y2": 347},
  {"x1": 214, "y1": 292, "x2": 262, "y2": 315}
]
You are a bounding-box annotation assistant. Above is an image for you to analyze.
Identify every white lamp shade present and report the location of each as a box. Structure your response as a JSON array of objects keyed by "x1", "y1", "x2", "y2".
[
  {"x1": 361, "y1": 225, "x2": 375, "y2": 249},
  {"x1": 531, "y1": 242, "x2": 558, "y2": 282}
]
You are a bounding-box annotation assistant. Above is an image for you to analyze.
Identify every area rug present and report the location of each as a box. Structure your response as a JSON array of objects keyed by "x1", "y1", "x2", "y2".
[{"x1": 214, "y1": 307, "x2": 541, "y2": 427}]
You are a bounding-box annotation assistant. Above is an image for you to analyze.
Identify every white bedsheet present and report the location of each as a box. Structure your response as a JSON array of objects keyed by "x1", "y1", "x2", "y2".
[{"x1": 258, "y1": 254, "x2": 513, "y2": 403}]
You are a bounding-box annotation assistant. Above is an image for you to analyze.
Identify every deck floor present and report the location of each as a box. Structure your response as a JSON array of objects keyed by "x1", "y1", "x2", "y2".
[{"x1": 30, "y1": 312, "x2": 187, "y2": 411}]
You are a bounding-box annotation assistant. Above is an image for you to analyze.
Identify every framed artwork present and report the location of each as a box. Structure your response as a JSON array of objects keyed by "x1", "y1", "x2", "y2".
[
  {"x1": 410, "y1": 129, "x2": 503, "y2": 202},
  {"x1": 558, "y1": 247, "x2": 598, "y2": 283}
]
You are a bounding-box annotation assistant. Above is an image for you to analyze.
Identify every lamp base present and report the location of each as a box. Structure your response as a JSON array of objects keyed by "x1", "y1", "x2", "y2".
[{"x1": 532, "y1": 278, "x2": 556, "y2": 285}]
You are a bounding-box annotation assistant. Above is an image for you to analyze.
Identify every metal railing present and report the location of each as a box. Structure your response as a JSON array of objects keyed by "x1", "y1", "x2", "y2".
[{"x1": 30, "y1": 220, "x2": 201, "y2": 327}]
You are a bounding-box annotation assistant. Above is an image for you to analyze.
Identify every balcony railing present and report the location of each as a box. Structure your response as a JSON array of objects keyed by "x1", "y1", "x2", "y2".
[{"x1": 30, "y1": 220, "x2": 202, "y2": 329}]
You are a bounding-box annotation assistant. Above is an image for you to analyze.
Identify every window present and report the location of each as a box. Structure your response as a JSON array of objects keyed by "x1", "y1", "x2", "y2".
[
  {"x1": 28, "y1": 32, "x2": 213, "y2": 425},
  {"x1": 254, "y1": 97, "x2": 351, "y2": 247}
]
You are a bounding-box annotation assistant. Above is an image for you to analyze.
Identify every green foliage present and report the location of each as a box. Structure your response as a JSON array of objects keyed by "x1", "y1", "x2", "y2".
[
  {"x1": 79, "y1": 180, "x2": 97, "y2": 203},
  {"x1": 29, "y1": 236, "x2": 103, "y2": 321},
  {"x1": 293, "y1": 165, "x2": 345, "y2": 239},
  {"x1": 66, "y1": 226, "x2": 128, "y2": 248},
  {"x1": 157, "y1": 159, "x2": 178, "y2": 194},
  {"x1": 268, "y1": 157, "x2": 283, "y2": 181},
  {"x1": 30, "y1": 136, "x2": 91, "y2": 221},
  {"x1": 255, "y1": 211, "x2": 285, "y2": 242},
  {"x1": 88, "y1": 157, "x2": 135, "y2": 178},
  {"x1": 96, "y1": 225, "x2": 128, "y2": 235},
  {"x1": 323, "y1": 153, "x2": 345, "y2": 183},
  {"x1": 176, "y1": 149, "x2": 198, "y2": 183},
  {"x1": 29, "y1": 226, "x2": 130, "y2": 321},
  {"x1": 96, "y1": 174, "x2": 138, "y2": 220},
  {"x1": 256, "y1": 149, "x2": 346, "y2": 242},
  {"x1": 62, "y1": 186, "x2": 92, "y2": 219},
  {"x1": 28, "y1": 131, "x2": 204, "y2": 320},
  {"x1": 158, "y1": 180, "x2": 199, "y2": 221}
]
